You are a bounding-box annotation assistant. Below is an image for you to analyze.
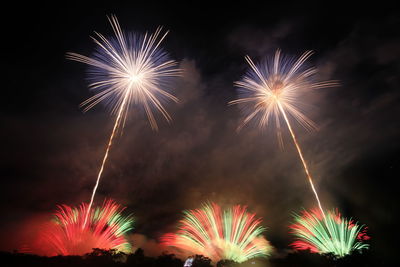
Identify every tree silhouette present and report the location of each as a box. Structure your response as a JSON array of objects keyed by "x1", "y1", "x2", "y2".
[
  {"x1": 216, "y1": 259, "x2": 239, "y2": 267},
  {"x1": 192, "y1": 254, "x2": 213, "y2": 267},
  {"x1": 156, "y1": 253, "x2": 183, "y2": 267},
  {"x1": 126, "y1": 248, "x2": 149, "y2": 267},
  {"x1": 0, "y1": 247, "x2": 384, "y2": 267}
]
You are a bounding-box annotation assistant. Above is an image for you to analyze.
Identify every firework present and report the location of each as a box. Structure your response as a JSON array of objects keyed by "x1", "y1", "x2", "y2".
[
  {"x1": 67, "y1": 15, "x2": 181, "y2": 225},
  {"x1": 36, "y1": 199, "x2": 134, "y2": 256},
  {"x1": 229, "y1": 50, "x2": 337, "y2": 216},
  {"x1": 290, "y1": 208, "x2": 369, "y2": 258},
  {"x1": 162, "y1": 202, "x2": 272, "y2": 263}
]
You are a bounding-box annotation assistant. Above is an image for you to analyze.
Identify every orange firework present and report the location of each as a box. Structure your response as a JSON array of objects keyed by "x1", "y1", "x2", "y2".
[{"x1": 230, "y1": 50, "x2": 337, "y2": 216}]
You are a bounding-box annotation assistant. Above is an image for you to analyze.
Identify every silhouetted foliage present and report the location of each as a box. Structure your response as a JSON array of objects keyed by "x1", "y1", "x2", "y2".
[
  {"x1": 216, "y1": 259, "x2": 239, "y2": 267},
  {"x1": 126, "y1": 248, "x2": 161, "y2": 267},
  {"x1": 0, "y1": 247, "x2": 390, "y2": 267},
  {"x1": 192, "y1": 254, "x2": 213, "y2": 267},
  {"x1": 84, "y1": 248, "x2": 126, "y2": 266},
  {"x1": 156, "y1": 253, "x2": 184, "y2": 267}
]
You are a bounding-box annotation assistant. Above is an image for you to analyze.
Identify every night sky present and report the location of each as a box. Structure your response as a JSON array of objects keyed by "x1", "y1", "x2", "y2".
[{"x1": 1, "y1": 2, "x2": 399, "y2": 264}]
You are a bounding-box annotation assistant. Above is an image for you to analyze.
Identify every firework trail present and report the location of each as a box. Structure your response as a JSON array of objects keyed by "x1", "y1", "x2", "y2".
[
  {"x1": 290, "y1": 208, "x2": 369, "y2": 258},
  {"x1": 67, "y1": 15, "x2": 181, "y2": 226},
  {"x1": 162, "y1": 202, "x2": 272, "y2": 263},
  {"x1": 36, "y1": 199, "x2": 134, "y2": 256},
  {"x1": 230, "y1": 50, "x2": 337, "y2": 216}
]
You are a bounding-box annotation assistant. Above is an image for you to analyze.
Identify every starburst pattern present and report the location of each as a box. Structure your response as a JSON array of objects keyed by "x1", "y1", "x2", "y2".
[
  {"x1": 230, "y1": 50, "x2": 338, "y2": 216},
  {"x1": 67, "y1": 15, "x2": 181, "y2": 226}
]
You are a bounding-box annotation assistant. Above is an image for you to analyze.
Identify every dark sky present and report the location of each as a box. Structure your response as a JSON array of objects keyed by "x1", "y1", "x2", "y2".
[{"x1": 1, "y1": 1, "x2": 399, "y2": 263}]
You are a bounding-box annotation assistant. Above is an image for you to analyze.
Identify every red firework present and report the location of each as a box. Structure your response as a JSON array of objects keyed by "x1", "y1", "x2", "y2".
[{"x1": 30, "y1": 199, "x2": 134, "y2": 256}]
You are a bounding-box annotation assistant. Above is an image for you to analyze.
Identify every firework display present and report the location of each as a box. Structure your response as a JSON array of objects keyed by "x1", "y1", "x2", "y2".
[
  {"x1": 37, "y1": 199, "x2": 134, "y2": 256},
  {"x1": 230, "y1": 50, "x2": 337, "y2": 216},
  {"x1": 162, "y1": 202, "x2": 272, "y2": 263},
  {"x1": 9, "y1": 14, "x2": 377, "y2": 265},
  {"x1": 67, "y1": 15, "x2": 181, "y2": 225},
  {"x1": 290, "y1": 208, "x2": 369, "y2": 258}
]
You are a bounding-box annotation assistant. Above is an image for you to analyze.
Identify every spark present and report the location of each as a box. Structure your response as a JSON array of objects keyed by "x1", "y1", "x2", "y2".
[
  {"x1": 290, "y1": 208, "x2": 370, "y2": 258},
  {"x1": 162, "y1": 202, "x2": 272, "y2": 263},
  {"x1": 67, "y1": 15, "x2": 181, "y2": 226},
  {"x1": 230, "y1": 50, "x2": 337, "y2": 216}
]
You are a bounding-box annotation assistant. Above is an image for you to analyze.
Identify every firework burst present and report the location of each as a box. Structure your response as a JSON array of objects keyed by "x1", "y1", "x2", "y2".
[
  {"x1": 230, "y1": 50, "x2": 337, "y2": 216},
  {"x1": 162, "y1": 202, "x2": 272, "y2": 263},
  {"x1": 67, "y1": 15, "x2": 181, "y2": 225},
  {"x1": 36, "y1": 199, "x2": 134, "y2": 256},
  {"x1": 290, "y1": 208, "x2": 369, "y2": 258}
]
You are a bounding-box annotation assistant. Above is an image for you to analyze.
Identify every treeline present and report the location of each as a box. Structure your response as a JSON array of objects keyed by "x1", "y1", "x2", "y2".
[{"x1": 0, "y1": 247, "x2": 385, "y2": 267}]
